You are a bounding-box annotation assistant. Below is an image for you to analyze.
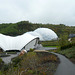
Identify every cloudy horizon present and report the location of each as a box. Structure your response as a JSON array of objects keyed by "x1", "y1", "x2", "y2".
[{"x1": 0, "y1": 0, "x2": 75, "y2": 26}]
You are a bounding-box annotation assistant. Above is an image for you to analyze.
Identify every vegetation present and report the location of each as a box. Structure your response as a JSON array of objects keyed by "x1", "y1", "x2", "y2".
[
  {"x1": 41, "y1": 34, "x2": 75, "y2": 49},
  {"x1": 0, "y1": 52, "x2": 59, "y2": 75},
  {"x1": 41, "y1": 40, "x2": 59, "y2": 47},
  {"x1": 0, "y1": 52, "x2": 17, "y2": 57},
  {"x1": 5, "y1": 52, "x2": 17, "y2": 54},
  {"x1": 0, "y1": 54, "x2": 10, "y2": 57},
  {"x1": 55, "y1": 34, "x2": 75, "y2": 63},
  {"x1": 0, "y1": 20, "x2": 75, "y2": 74},
  {"x1": 0, "y1": 57, "x2": 4, "y2": 70},
  {"x1": 42, "y1": 33, "x2": 75, "y2": 64},
  {"x1": 58, "y1": 46, "x2": 75, "y2": 63},
  {"x1": 29, "y1": 48, "x2": 35, "y2": 52},
  {"x1": 0, "y1": 21, "x2": 75, "y2": 37}
]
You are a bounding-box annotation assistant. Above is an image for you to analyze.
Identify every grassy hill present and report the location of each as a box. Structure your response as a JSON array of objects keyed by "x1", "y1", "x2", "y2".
[{"x1": 0, "y1": 21, "x2": 75, "y2": 36}]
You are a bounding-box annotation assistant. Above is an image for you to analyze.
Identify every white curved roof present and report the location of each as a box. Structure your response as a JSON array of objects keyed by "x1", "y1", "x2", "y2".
[
  {"x1": 33, "y1": 28, "x2": 58, "y2": 41},
  {"x1": 26, "y1": 31, "x2": 44, "y2": 41},
  {"x1": 0, "y1": 33, "x2": 38, "y2": 51},
  {"x1": 0, "y1": 28, "x2": 58, "y2": 51}
]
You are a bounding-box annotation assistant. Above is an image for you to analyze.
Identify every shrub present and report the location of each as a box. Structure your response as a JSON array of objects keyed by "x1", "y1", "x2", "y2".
[
  {"x1": 60, "y1": 43, "x2": 75, "y2": 50},
  {"x1": 30, "y1": 48, "x2": 34, "y2": 52},
  {"x1": 12, "y1": 56, "x2": 22, "y2": 67},
  {"x1": 58, "y1": 34, "x2": 75, "y2": 50},
  {"x1": 0, "y1": 58, "x2": 4, "y2": 70},
  {"x1": 0, "y1": 58, "x2": 2, "y2": 63},
  {"x1": 0, "y1": 71, "x2": 3, "y2": 75},
  {"x1": 6, "y1": 52, "x2": 17, "y2": 54},
  {"x1": 0, "y1": 52, "x2": 59, "y2": 75},
  {"x1": 41, "y1": 40, "x2": 59, "y2": 46},
  {"x1": 58, "y1": 46, "x2": 75, "y2": 59},
  {"x1": 2, "y1": 64, "x2": 9, "y2": 71}
]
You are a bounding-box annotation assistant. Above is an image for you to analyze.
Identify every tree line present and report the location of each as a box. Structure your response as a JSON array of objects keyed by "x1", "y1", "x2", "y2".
[{"x1": 0, "y1": 21, "x2": 75, "y2": 36}]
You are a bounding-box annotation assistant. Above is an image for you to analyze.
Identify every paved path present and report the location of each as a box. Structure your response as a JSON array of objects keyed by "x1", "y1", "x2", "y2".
[
  {"x1": 1, "y1": 53, "x2": 20, "y2": 64},
  {"x1": 36, "y1": 45, "x2": 75, "y2": 75},
  {"x1": 51, "y1": 52, "x2": 75, "y2": 75}
]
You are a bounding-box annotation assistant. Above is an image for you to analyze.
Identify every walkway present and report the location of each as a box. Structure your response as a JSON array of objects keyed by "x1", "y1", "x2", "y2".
[
  {"x1": 36, "y1": 45, "x2": 75, "y2": 75},
  {"x1": 1, "y1": 53, "x2": 20, "y2": 64},
  {"x1": 52, "y1": 52, "x2": 75, "y2": 75}
]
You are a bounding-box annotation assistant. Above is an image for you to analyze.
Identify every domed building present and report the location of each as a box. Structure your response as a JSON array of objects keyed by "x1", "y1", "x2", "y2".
[
  {"x1": 0, "y1": 28, "x2": 58, "y2": 52},
  {"x1": 34, "y1": 28, "x2": 58, "y2": 41}
]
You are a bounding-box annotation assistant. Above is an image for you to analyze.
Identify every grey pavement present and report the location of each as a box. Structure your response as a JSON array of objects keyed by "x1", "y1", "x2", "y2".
[
  {"x1": 1, "y1": 52, "x2": 20, "y2": 64},
  {"x1": 51, "y1": 52, "x2": 75, "y2": 75},
  {"x1": 1, "y1": 45, "x2": 75, "y2": 75},
  {"x1": 1, "y1": 44, "x2": 57, "y2": 64},
  {"x1": 36, "y1": 45, "x2": 75, "y2": 75}
]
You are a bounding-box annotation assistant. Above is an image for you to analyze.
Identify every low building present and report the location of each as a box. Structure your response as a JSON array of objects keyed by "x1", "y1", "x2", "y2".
[
  {"x1": 0, "y1": 33, "x2": 39, "y2": 51},
  {"x1": 0, "y1": 28, "x2": 58, "y2": 52},
  {"x1": 68, "y1": 34, "x2": 75, "y2": 42}
]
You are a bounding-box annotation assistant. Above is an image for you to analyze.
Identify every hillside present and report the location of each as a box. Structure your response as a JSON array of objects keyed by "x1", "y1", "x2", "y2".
[{"x1": 0, "y1": 21, "x2": 75, "y2": 36}]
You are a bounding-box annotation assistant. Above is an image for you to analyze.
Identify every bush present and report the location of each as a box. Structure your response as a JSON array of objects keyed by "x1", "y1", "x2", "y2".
[
  {"x1": 41, "y1": 40, "x2": 59, "y2": 46},
  {"x1": 58, "y1": 34, "x2": 75, "y2": 50},
  {"x1": 60, "y1": 43, "x2": 75, "y2": 50},
  {"x1": 6, "y1": 52, "x2": 17, "y2": 54},
  {"x1": 0, "y1": 58, "x2": 2, "y2": 63},
  {"x1": 12, "y1": 56, "x2": 22, "y2": 67},
  {"x1": 0, "y1": 58, "x2": 4, "y2": 70},
  {"x1": 30, "y1": 48, "x2": 34, "y2": 52},
  {"x1": 0, "y1": 52, "x2": 59, "y2": 75},
  {"x1": 58, "y1": 46, "x2": 75, "y2": 59},
  {"x1": 2, "y1": 64, "x2": 9, "y2": 71},
  {"x1": 0, "y1": 71, "x2": 3, "y2": 75}
]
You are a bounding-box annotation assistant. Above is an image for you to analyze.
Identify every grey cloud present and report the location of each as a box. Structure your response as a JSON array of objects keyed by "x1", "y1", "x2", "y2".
[{"x1": 0, "y1": 0, "x2": 75, "y2": 26}]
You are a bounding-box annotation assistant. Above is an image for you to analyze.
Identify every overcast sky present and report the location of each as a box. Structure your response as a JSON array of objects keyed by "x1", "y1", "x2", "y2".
[{"x1": 0, "y1": 0, "x2": 75, "y2": 26}]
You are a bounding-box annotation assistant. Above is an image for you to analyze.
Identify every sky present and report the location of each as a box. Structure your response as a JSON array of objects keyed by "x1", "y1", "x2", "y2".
[{"x1": 0, "y1": 0, "x2": 75, "y2": 26}]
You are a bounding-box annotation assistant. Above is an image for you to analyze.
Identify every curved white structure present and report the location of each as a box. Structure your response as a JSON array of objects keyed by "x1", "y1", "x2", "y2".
[
  {"x1": 0, "y1": 33, "x2": 39, "y2": 51},
  {"x1": 0, "y1": 28, "x2": 58, "y2": 51},
  {"x1": 26, "y1": 31, "x2": 44, "y2": 41},
  {"x1": 27, "y1": 28, "x2": 58, "y2": 41},
  {"x1": 34, "y1": 28, "x2": 58, "y2": 41},
  {"x1": 26, "y1": 28, "x2": 58, "y2": 41}
]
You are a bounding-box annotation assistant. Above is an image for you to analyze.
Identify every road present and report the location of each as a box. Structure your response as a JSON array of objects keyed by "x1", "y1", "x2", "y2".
[
  {"x1": 36, "y1": 45, "x2": 75, "y2": 75},
  {"x1": 52, "y1": 52, "x2": 75, "y2": 75},
  {"x1": 1, "y1": 45, "x2": 75, "y2": 75}
]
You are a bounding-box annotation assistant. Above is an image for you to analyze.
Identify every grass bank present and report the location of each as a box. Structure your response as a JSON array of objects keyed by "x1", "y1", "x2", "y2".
[
  {"x1": 43, "y1": 45, "x2": 59, "y2": 48},
  {"x1": 57, "y1": 46, "x2": 75, "y2": 64},
  {"x1": 41, "y1": 40, "x2": 59, "y2": 47}
]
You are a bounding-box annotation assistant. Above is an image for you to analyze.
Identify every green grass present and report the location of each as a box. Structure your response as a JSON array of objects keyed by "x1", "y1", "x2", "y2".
[
  {"x1": 55, "y1": 46, "x2": 75, "y2": 64},
  {"x1": 5, "y1": 52, "x2": 17, "y2": 54},
  {"x1": 41, "y1": 40, "x2": 59, "y2": 46},
  {"x1": 44, "y1": 45, "x2": 60, "y2": 48},
  {"x1": 58, "y1": 46, "x2": 75, "y2": 59}
]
